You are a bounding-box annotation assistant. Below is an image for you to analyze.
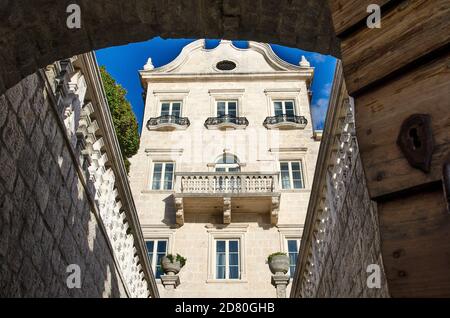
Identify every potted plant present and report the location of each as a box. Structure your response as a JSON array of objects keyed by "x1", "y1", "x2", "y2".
[
  {"x1": 267, "y1": 252, "x2": 289, "y2": 275},
  {"x1": 161, "y1": 253, "x2": 187, "y2": 275}
]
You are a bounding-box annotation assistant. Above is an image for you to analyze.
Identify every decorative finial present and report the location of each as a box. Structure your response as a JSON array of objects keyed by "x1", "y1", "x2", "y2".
[
  {"x1": 144, "y1": 57, "x2": 154, "y2": 70},
  {"x1": 299, "y1": 55, "x2": 310, "y2": 67}
]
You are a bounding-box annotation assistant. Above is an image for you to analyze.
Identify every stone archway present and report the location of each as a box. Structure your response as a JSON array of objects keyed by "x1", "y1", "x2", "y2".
[{"x1": 0, "y1": 0, "x2": 340, "y2": 94}]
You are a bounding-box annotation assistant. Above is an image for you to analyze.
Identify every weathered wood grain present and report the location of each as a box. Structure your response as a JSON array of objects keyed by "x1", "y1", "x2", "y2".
[
  {"x1": 378, "y1": 189, "x2": 450, "y2": 297},
  {"x1": 355, "y1": 53, "x2": 450, "y2": 199},
  {"x1": 341, "y1": 0, "x2": 450, "y2": 94},
  {"x1": 328, "y1": 0, "x2": 389, "y2": 35}
]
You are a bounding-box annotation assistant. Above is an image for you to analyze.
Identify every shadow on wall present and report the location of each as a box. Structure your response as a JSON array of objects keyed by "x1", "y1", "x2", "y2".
[{"x1": 0, "y1": 72, "x2": 125, "y2": 297}]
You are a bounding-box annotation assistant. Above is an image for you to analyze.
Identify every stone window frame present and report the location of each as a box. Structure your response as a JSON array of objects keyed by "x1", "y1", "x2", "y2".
[
  {"x1": 143, "y1": 149, "x2": 183, "y2": 193},
  {"x1": 279, "y1": 160, "x2": 305, "y2": 190},
  {"x1": 208, "y1": 89, "x2": 245, "y2": 118},
  {"x1": 277, "y1": 225, "x2": 303, "y2": 279},
  {"x1": 205, "y1": 224, "x2": 249, "y2": 283},
  {"x1": 151, "y1": 90, "x2": 189, "y2": 118},
  {"x1": 269, "y1": 148, "x2": 310, "y2": 191},
  {"x1": 141, "y1": 225, "x2": 176, "y2": 283},
  {"x1": 264, "y1": 88, "x2": 302, "y2": 117},
  {"x1": 149, "y1": 161, "x2": 176, "y2": 191}
]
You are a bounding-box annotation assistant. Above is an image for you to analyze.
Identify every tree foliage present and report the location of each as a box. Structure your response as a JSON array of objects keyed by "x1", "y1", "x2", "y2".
[{"x1": 99, "y1": 66, "x2": 140, "y2": 172}]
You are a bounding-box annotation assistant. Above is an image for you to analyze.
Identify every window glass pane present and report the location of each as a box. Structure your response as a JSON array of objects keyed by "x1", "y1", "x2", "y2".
[
  {"x1": 229, "y1": 240, "x2": 239, "y2": 252},
  {"x1": 216, "y1": 266, "x2": 226, "y2": 279},
  {"x1": 291, "y1": 162, "x2": 300, "y2": 171},
  {"x1": 152, "y1": 163, "x2": 163, "y2": 190},
  {"x1": 291, "y1": 162, "x2": 304, "y2": 189},
  {"x1": 217, "y1": 102, "x2": 226, "y2": 116},
  {"x1": 171, "y1": 103, "x2": 181, "y2": 116},
  {"x1": 229, "y1": 266, "x2": 239, "y2": 279},
  {"x1": 146, "y1": 241, "x2": 154, "y2": 264},
  {"x1": 163, "y1": 163, "x2": 174, "y2": 190},
  {"x1": 228, "y1": 167, "x2": 240, "y2": 172},
  {"x1": 274, "y1": 102, "x2": 283, "y2": 116},
  {"x1": 161, "y1": 103, "x2": 170, "y2": 116},
  {"x1": 229, "y1": 253, "x2": 239, "y2": 266},
  {"x1": 215, "y1": 167, "x2": 226, "y2": 172},
  {"x1": 288, "y1": 240, "x2": 298, "y2": 253},
  {"x1": 227, "y1": 102, "x2": 237, "y2": 116},
  {"x1": 155, "y1": 254, "x2": 164, "y2": 279},
  {"x1": 288, "y1": 240, "x2": 299, "y2": 276},
  {"x1": 280, "y1": 162, "x2": 289, "y2": 172},
  {"x1": 293, "y1": 180, "x2": 303, "y2": 189},
  {"x1": 216, "y1": 240, "x2": 226, "y2": 253},
  {"x1": 280, "y1": 162, "x2": 290, "y2": 189},
  {"x1": 216, "y1": 240, "x2": 226, "y2": 279},
  {"x1": 284, "y1": 101, "x2": 295, "y2": 116},
  {"x1": 157, "y1": 240, "x2": 167, "y2": 253}
]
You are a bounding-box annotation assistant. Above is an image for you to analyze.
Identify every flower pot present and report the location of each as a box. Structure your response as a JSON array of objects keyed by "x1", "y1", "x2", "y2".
[
  {"x1": 161, "y1": 256, "x2": 181, "y2": 275},
  {"x1": 268, "y1": 255, "x2": 290, "y2": 275}
]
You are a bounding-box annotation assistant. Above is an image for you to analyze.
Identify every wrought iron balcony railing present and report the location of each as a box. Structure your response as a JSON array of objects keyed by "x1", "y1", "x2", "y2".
[
  {"x1": 263, "y1": 115, "x2": 308, "y2": 129},
  {"x1": 204, "y1": 115, "x2": 249, "y2": 129},
  {"x1": 147, "y1": 115, "x2": 190, "y2": 130}
]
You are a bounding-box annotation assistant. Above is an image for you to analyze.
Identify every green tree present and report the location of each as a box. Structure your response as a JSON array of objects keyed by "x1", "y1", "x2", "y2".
[{"x1": 99, "y1": 66, "x2": 140, "y2": 173}]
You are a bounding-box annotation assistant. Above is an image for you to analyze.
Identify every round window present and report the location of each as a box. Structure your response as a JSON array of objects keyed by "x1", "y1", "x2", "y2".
[{"x1": 216, "y1": 60, "x2": 236, "y2": 71}]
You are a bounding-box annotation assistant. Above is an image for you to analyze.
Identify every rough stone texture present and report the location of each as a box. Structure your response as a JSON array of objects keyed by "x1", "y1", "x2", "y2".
[
  {"x1": 0, "y1": 72, "x2": 127, "y2": 297},
  {"x1": 314, "y1": 154, "x2": 389, "y2": 298},
  {"x1": 0, "y1": 0, "x2": 340, "y2": 94}
]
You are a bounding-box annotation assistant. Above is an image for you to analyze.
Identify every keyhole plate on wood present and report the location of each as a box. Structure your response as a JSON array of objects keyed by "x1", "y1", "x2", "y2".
[{"x1": 397, "y1": 114, "x2": 434, "y2": 173}]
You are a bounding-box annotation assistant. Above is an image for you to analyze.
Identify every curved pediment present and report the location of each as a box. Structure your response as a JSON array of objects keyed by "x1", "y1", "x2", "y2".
[{"x1": 141, "y1": 39, "x2": 312, "y2": 75}]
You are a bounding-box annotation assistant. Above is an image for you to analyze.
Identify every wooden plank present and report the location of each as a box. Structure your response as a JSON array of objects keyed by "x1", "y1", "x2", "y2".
[
  {"x1": 378, "y1": 189, "x2": 450, "y2": 297},
  {"x1": 355, "y1": 53, "x2": 450, "y2": 199},
  {"x1": 340, "y1": 0, "x2": 450, "y2": 94},
  {"x1": 328, "y1": 0, "x2": 389, "y2": 35}
]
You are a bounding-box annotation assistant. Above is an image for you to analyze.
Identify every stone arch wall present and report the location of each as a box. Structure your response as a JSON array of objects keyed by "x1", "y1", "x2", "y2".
[{"x1": 0, "y1": 0, "x2": 339, "y2": 94}]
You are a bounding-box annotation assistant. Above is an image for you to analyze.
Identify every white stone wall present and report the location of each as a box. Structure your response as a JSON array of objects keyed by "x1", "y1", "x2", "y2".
[{"x1": 129, "y1": 40, "x2": 320, "y2": 297}]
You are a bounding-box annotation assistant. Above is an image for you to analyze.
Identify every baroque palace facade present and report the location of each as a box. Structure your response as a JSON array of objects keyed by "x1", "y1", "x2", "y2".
[{"x1": 129, "y1": 40, "x2": 321, "y2": 297}]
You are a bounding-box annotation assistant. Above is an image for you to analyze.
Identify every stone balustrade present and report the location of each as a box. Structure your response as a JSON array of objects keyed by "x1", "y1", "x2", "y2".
[
  {"x1": 43, "y1": 53, "x2": 158, "y2": 297},
  {"x1": 173, "y1": 172, "x2": 281, "y2": 226},
  {"x1": 176, "y1": 172, "x2": 278, "y2": 194}
]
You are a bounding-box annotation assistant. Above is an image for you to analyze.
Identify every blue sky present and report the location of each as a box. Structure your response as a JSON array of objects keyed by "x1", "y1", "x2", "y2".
[{"x1": 95, "y1": 37, "x2": 336, "y2": 133}]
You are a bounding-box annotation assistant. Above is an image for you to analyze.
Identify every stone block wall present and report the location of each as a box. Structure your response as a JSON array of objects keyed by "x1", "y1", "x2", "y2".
[
  {"x1": 314, "y1": 153, "x2": 389, "y2": 297},
  {"x1": 0, "y1": 72, "x2": 128, "y2": 297},
  {"x1": 291, "y1": 62, "x2": 390, "y2": 298}
]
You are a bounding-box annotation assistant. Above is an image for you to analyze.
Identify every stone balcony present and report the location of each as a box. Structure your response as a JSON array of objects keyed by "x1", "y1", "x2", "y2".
[
  {"x1": 173, "y1": 172, "x2": 281, "y2": 226},
  {"x1": 263, "y1": 114, "x2": 308, "y2": 129}
]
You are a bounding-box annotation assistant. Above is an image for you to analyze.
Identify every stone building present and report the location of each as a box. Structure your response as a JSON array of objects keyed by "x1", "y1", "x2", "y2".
[{"x1": 128, "y1": 39, "x2": 321, "y2": 297}]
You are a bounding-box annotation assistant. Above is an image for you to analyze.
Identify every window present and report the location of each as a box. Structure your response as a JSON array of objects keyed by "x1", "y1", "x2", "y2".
[
  {"x1": 217, "y1": 100, "x2": 237, "y2": 117},
  {"x1": 274, "y1": 100, "x2": 295, "y2": 116},
  {"x1": 151, "y1": 162, "x2": 174, "y2": 190},
  {"x1": 287, "y1": 239, "x2": 301, "y2": 276},
  {"x1": 160, "y1": 101, "x2": 181, "y2": 117},
  {"x1": 146, "y1": 240, "x2": 168, "y2": 279},
  {"x1": 215, "y1": 239, "x2": 240, "y2": 280},
  {"x1": 215, "y1": 153, "x2": 240, "y2": 172},
  {"x1": 280, "y1": 161, "x2": 304, "y2": 189}
]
